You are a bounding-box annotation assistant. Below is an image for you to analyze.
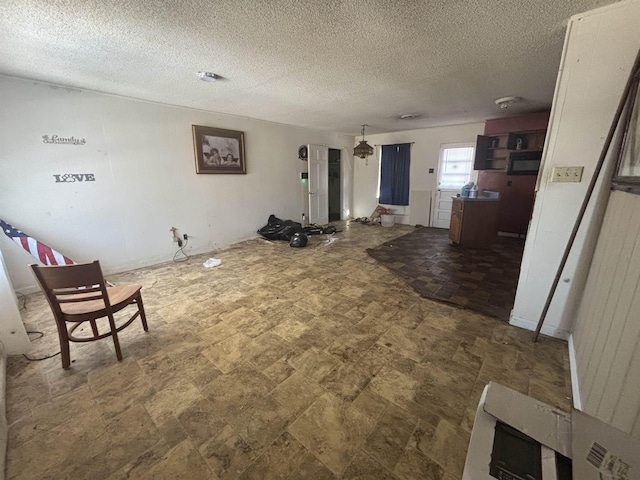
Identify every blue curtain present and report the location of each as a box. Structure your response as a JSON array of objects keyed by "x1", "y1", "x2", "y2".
[{"x1": 379, "y1": 143, "x2": 411, "y2": 205}]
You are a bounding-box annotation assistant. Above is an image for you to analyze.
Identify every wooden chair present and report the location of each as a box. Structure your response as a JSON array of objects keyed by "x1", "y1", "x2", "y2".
[{"x1": 30, "y1": 260, "x2": 148, "y2": 369}]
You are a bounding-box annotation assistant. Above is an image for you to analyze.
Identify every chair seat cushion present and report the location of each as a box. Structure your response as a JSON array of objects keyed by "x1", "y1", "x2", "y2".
[{"x1": 60, "y1": 285, "x2": 142, "y2": 317}]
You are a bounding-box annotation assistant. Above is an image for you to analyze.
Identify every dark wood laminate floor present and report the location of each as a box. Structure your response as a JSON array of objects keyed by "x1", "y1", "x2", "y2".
[{"x1": 367, "y1": 227, "x2": 525, "y2": 321}]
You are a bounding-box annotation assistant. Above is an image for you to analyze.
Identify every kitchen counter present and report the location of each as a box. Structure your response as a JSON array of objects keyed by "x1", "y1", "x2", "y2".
[
  {"x1": 452, "y1": 196, "x2": 500, "y2": 202},
  {"x1": 449, "y1": 197, "x2": 500, "y2": 249}
]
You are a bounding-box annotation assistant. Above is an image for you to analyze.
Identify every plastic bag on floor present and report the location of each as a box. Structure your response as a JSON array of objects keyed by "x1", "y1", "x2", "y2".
[
  {"x1": 257, "y1": 214, "x2": 303, "y2": 241},
  {"x1": 203, "y1": 258, "x2": 222, "y2": 268}
]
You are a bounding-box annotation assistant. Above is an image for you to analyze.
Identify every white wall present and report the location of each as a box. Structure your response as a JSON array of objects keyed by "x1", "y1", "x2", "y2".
[
  {"x1": 510, "y1": 0, "x2": 640, "y2": 339},
  {"x1": 0, "y1": 250, "x2": 30, "y2": 354},
  {"x1": 352, "y1": 123, "x2": 484, "y2": 222},
  {"x1": 0, "y1": 76, "x2": 354, "y2": 292}
]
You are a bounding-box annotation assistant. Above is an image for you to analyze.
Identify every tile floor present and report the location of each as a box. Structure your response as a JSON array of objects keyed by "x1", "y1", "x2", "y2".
[
  {"x1": 366, "y1": 227, "x2": 525, "y2": 321},
  {"x1": 6, "y1": 221, "x2": 572, "y2": 479}
]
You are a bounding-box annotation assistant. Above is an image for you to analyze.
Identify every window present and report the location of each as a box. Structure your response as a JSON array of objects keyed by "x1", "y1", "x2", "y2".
[
  {"x1": 438, "y1": 145, "x2": 474, "y2": 189},
  {"x1": 378, "y1": 143, "x2": 411, "y2": 205}
]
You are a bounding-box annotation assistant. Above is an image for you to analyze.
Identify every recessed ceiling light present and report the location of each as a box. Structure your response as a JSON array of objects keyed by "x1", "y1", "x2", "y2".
[{"x1": 197, "y1": 71, "x2": 218, "y2": 82}]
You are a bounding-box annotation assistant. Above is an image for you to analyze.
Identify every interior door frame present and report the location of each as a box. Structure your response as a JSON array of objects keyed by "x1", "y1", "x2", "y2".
[
  {"x1": 306, "y1": 145, "x2": 352, "y2": 223},
  {"x1": 308, "y1": 144, "x2": 329, "y2": 225},
  {"x1": 327, "y1": 147, "x2": 342, "y2": 222},
  {"x1": 432, "y1": 142, "x2": 476, "y2": 227}
]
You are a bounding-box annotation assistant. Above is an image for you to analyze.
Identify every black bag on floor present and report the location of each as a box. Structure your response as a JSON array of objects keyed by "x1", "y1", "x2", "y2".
[{"x1": 257, "y1": 215, "x2": 303, "y2": 241}]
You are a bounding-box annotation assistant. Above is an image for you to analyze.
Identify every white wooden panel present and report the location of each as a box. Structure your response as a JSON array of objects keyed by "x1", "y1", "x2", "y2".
[
  {"x1": 573, "y1": 191, "x2": 640, "y2": 437},
  {"x1": 409, "y1": 190, "x2": 432, "y2": 226},
  {"x1": 433, "y1": 189, "x2": 456, "y2": 228},
  {"x1": 591, "y1": 199, "x2": 640, "y2": 419},
  {"x1": 0, "y1": 249, "x2": 30, "y2": 354},
  {"x1": 581, "y1": 201, "x2": 635, "y2": 403},
  {"x1": 610, "y1": 299, "x2": 640, "y2": 434}
]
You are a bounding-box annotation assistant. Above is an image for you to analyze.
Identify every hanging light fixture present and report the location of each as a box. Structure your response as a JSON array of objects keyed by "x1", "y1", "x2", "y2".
[{"x1": 353, "y1": 124, "x2": 374, "y2": 159}]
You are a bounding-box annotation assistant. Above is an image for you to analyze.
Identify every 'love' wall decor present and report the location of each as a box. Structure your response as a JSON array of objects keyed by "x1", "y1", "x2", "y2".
[{"x1": 53, "y1": 174, "x2": 95, "y2": 183}]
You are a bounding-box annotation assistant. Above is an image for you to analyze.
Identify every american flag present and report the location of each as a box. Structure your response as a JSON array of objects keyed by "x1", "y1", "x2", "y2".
[{"x1": 0, "y1": 219, "x2": 74, "y2": 266}]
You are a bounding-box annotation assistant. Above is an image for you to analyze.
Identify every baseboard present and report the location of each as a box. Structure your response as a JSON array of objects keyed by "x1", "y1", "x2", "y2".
[
  {"x1": 497, "y1": 231, "x2": 522, "y2": 238},
  {"x1": 16, "y1": 236, "x2": 258, "y2": 295},
  {"x1": 16, "y1": 285, "x2": 40, "y2": 295},
  {"x1": 568, "y1": 334, "x2": 582, "y2": 410},
  {"x1": 508, "y1": 314, "x2": 570, "y2": 341}
]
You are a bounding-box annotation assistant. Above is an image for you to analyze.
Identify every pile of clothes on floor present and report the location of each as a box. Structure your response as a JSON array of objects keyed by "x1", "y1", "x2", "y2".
[
  {"x1": 257, "y1": 214, "x2": 337, "y2": 247},
  {"x1": 353, "y1": 206, "x2": 393, "y2": 225}
]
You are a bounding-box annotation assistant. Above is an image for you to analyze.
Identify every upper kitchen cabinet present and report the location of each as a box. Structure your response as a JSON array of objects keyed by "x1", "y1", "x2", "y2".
[
  {"x1": 474, "y1": 129, "x2": 546, "y2": 172},
  {"x1": 475, "y1": 112, "x2": 550, "y2": 235},
  {"x1": 473, "y1": 134, "x2": 508, "y2": 171}
]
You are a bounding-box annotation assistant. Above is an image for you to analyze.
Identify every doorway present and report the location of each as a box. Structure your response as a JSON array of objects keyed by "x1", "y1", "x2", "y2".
[
  {"x1": 308, "y1": 145, "x2": 329, "y2": 225},
  {"x1": 328, "y1": 148, "x2": 341, "y2": 221},
  {"x1": 433, "y1": 143, "x2": 475, "y2": 228}
]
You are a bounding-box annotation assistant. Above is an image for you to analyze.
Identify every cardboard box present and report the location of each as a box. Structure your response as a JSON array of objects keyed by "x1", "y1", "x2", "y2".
[{"x1": 463, "y1": 382, "x2": 640, "y2": 480}]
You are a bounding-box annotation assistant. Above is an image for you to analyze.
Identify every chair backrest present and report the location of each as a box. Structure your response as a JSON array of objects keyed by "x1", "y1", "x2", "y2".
[{"x1": 30, "y1": 261, "x2": 110, "y2": 314}]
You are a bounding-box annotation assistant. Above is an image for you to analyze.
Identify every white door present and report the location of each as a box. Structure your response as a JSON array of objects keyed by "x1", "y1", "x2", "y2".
[
  {"x1": 433, "y1": 189, "x2": 456, "y2": 228},
  {"x1": 308, "y1": 144, "x2": 329, "y2": 224},
  {"x1": 433, "y1": 144, "x2": 475, "y2": 229}
]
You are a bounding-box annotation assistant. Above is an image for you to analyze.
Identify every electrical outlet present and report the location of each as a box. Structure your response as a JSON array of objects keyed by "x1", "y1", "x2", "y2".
[{"x1": 552, "y1": 166, "x2": 584, "y2": 183}]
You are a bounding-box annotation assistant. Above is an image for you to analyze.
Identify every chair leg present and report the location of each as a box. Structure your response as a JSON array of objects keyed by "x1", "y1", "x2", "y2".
[
  {"x1": 89, "y1": 319, "x2": 99, "y2": 338},
  {"x1": 137, "y1": 293, "x2": 149, "y2": 332},
  {"x1": 107, "y1": 314, "x2": 123, "y2": 361},
  {"x1": 57, "y1": 324, "x2": 71, "y2": 369}
]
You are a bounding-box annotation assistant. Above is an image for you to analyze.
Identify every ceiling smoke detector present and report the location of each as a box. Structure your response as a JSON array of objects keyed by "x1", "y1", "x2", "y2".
[
  {"x1": 495, "y1": 96, "x2": 521, "y2": 109},
  {"x1": 198, "y1": 71, "x2": 218, "y2": 82}
]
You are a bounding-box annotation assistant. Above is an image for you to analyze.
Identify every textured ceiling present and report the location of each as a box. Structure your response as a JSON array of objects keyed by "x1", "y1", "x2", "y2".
[{"x1": 0, "y1": 0, "x2": 621, "y2": 135}]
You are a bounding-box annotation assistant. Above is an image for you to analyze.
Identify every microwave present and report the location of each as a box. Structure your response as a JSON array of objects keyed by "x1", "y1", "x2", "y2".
[{"x1": 508, "y1": 150, "x2": 542, "y2": 175}]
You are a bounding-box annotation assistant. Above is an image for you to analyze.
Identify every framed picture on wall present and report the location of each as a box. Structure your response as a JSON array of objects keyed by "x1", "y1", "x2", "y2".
[{"x1": 192, "y1": 125, "x2": 246, "y2": 174}]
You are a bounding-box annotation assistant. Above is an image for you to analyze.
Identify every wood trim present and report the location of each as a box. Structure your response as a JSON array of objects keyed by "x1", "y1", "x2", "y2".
[{"x1": 484, "y1": 111, "x2": 550, "y2": 135}]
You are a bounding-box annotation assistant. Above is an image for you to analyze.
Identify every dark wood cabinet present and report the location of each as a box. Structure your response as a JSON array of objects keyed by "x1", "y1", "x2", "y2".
[
  {"x1": 449, "y1": 198, "x2": 500, "y2": 249},
  {"x1": 473, "y1": 134, "x2": 508, "y2": 171},
  {"x1": 474, "y1": 130, "x2": 546, "y2": 172},
  {"x1": 474, "y1": 114, "x2": 549, "y2": 236},
  {"x1": 506, "y1": 131, "x2": 546, "y2": 150},
  {"x1": 477, "y1": 171, "x2": 537, "y2": 235}
]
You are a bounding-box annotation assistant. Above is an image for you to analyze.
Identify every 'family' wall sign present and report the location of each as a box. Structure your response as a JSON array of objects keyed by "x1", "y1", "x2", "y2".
[{"x1": 42, "y1": 135, "x2": 86, "y2": 145}]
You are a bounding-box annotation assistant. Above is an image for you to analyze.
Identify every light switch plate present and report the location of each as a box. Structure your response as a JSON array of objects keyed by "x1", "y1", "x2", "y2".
[{"x1": 552, "y1": 166, "x2": 584, "y2": 182}]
